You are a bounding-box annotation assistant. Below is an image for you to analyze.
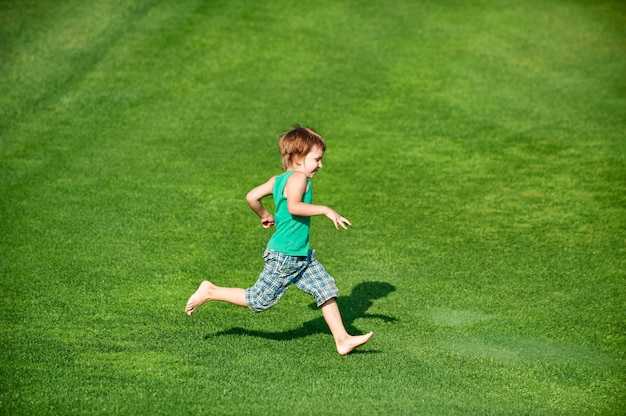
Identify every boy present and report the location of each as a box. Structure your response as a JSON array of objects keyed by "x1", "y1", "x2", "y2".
[{"x1": 185, "y1": 125, "x2": 372, "y2": 355}]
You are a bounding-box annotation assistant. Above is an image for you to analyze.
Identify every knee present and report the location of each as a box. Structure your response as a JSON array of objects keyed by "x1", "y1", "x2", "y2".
[
  {"x1": 245, "y1": 288, "x2": 280, "y2": 313},
  {"x1": 247, "y1": 298, "x2": 272, "y2": 313}
]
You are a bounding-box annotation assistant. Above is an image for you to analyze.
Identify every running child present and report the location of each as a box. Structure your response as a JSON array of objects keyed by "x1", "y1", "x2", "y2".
[{"x1": 185, "y1": 125, "x2": 372, "y2": 355}]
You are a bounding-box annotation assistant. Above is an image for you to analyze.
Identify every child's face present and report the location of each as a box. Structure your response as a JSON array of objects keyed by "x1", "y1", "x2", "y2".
[{"x1": 298, "y1": 145, "x2": 324, "y2": 178}]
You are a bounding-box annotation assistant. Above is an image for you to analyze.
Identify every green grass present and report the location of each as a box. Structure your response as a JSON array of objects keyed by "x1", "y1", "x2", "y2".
[{"x1": 1, "y1": 0, "x2": 624, "y2": 414}]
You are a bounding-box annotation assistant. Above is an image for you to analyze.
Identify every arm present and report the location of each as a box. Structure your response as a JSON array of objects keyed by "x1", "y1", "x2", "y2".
[
  {"x1": 246, "y1": 176, "x2": 276, "y2": 228},
  {"x1": 285, "y1": 172, "x2": 352, "y2": 230}
]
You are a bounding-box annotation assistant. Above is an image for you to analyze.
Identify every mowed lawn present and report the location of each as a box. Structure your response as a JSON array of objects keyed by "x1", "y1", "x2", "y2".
[{"x1": 1, "y1": 0, "x2": 624, "y2": 414}]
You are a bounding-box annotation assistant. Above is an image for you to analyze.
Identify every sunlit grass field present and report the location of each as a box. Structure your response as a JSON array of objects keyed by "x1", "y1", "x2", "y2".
[{"x1": 1, "y1": 0, "x2": 624, "y2": 414}]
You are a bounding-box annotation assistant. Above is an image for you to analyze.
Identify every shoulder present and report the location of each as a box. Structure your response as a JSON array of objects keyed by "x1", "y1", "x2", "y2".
[
  {"x1": 285, "y1": 171, "x2": 311, "y2": 195},
  {"x1": 287, "y1": 170, "x2": 306, "y2": 180},
  {"x1": 286, "y1": 171, "x2": 308, "y2": 187}
]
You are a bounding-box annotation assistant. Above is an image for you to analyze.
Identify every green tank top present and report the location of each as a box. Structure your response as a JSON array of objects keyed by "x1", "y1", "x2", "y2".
[{"x1": 267, "y1": 171, "x2": 313, "y2": 256}]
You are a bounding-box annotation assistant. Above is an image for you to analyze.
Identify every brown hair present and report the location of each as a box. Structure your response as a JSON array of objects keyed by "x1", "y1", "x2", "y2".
[{"x1": 278, "y1": 125, "x2": 326, "y2": 170}]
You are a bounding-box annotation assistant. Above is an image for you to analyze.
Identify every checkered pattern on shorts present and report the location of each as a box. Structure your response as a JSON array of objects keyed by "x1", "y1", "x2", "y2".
[{"x1": 245, "y1": 248, "x2": 339, "y2": 313}]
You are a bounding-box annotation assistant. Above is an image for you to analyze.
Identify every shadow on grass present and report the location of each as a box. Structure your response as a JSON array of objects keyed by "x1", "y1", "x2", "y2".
[{"x1": 205, "y1": 281, "x2": 397, "y2": 342}]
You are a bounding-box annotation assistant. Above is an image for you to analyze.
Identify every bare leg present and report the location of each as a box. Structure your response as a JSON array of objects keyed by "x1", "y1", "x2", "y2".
[
  {"x1": 321, "y1": 298, "x2": 373, "y2": 355},
  {"x1": 185, "y1": 280, "x2": 247, "y2": 316}
]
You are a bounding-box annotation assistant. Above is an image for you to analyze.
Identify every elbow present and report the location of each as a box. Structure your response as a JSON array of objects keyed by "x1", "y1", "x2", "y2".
[
  {"x1": 246, "y1": 194, "x2": 259, "y2": 210},
  {"x1": 287, "y1": 202, "x2": 303, "y2": 216}
]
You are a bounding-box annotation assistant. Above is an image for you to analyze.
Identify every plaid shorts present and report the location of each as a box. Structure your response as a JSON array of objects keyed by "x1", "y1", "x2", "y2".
[{"x1": 245, "y1": 248, "x2": 339, "y2": 313}]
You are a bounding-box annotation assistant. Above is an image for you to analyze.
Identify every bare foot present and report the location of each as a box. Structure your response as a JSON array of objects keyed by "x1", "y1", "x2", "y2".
[
  {"x1": 336, "y1": 331, "x2": 373, "y2": 355},
  {"x1": 185, "y1": 280, "x2": 214, "y2": 316}
]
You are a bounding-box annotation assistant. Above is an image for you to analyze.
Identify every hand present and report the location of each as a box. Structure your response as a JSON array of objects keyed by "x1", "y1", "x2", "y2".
[
  {"x1": 325, "y1": 208, "x2": 352, "y2": 230},
  {"x1": 261, "y1": 214, "x2": 275, "y2": 229}
]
